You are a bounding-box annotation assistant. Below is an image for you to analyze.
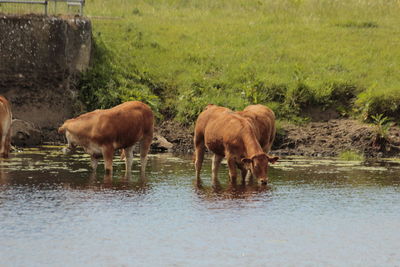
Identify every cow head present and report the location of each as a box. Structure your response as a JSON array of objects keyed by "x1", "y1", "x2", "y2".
[
  {"x1": 241, "y1": 153, "x2": 279, "y2": 184},
  {"x1": 62, "y1": 142, "x2": 77, "y2": 155},
  {"x1": 61, "y1": 130, "x2": 77, "y2": 155}
]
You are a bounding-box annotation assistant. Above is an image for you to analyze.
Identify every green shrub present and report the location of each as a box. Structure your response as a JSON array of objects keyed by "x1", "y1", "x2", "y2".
[
  {"x1": 176, "y1": 82, "x2": 248, "y2": 124},
  {"x1": 370, "y1": 114, "x2": 393, "y2": 141},
  {"x1": 356, "y1": 87, "x2": 400, "y2": 121},
  {"x1": 243, "y1": 80, "x2": 287, "y2": 104},
  {"x1": 78, "y1": 36, "x2": 161, "y2": 116}
]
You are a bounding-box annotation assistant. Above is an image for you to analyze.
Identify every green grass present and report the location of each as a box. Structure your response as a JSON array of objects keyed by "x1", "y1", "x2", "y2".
[
  {"x1": 3, "y1": 0, "x2": 400, "y2": 123},
  {"x1": 338, "y1": 151, "x2": 365, "y2": 161}
]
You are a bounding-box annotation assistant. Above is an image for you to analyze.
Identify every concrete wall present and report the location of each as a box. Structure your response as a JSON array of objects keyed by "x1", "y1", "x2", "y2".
[{"x1": 0, "y1": 14, "x2": 91, "y2": 142}]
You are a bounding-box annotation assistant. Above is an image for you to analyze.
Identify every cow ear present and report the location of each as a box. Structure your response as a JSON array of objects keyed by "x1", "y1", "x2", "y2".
[
  {"x1": 267, "y1": 156, "x2": 279, "y2": 164},
  {"x1": 120, "y1": 150, "x2": 126, "y2": 160},
  {"x1": 241, "y1": 158, "x2": 252, "y2": 164}
]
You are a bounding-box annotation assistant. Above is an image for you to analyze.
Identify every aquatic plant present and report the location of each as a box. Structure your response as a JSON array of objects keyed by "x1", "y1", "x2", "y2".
[{"x1": 338, "y1": 151, "x2": 365, "y2": 161}]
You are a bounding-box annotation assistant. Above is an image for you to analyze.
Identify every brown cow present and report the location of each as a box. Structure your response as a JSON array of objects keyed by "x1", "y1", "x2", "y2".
[
  {"x1": 58, "y1": 101, "x2": 154, "y2": 175},
  {"x1": 201, "y1": 111, "x2": 278, "y2": 185},
  {"x1": 0, "y1": 96, "x2": 12, "y2": 158},
  {"x1": 237, "y1": 104, "x2": 276, "y2": 153},
  {"x1": 193, "y1": 104, "x2": 232, "y2": 180}
]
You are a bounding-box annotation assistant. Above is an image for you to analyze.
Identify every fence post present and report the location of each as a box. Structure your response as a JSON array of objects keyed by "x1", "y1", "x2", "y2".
[{"x1": 44, "y1": 0, "x2": 48, "y2": 15}]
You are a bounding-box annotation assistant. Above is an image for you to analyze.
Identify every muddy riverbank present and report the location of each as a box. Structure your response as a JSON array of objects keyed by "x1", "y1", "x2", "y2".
[
  {"x1": 158, "y1": 119, "x2": 400, "y2": 158},
  {"x1": 10, "y1": 118, "x2": 400, "y2": 158}
]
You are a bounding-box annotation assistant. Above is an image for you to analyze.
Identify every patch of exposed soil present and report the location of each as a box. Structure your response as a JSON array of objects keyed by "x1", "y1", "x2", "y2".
[
  {"x1": 156, "y1": 121, "x2": 194, "y2": 153},
  {"x1": 158, "y1": 119, "x2": 400, "y2": 158},
  {"x1": 274, "y1": 120, "x2": 400, "y2": 157}
]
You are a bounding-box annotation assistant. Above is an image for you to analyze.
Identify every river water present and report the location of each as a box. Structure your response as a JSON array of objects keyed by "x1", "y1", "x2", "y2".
[{"x1": 0, "y1": 147, "x2": 399, "y2": 266}]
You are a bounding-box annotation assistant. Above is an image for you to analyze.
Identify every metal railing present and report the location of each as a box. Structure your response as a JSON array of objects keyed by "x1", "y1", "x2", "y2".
[
  {"x1": 0, "y1": 0, "x2": 85, "y2": 16},
  {"x1": 54, "y1": 0, "x2": 84, "y2": 16},
  {"x1": 0, "y1": 0, "x2": 48, "y2": 14}
]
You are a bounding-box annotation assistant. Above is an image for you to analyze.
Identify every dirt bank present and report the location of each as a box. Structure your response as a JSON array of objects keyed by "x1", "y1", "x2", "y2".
[{"x1": 158, "y1": 119, "x2": 400, "y2": 158}]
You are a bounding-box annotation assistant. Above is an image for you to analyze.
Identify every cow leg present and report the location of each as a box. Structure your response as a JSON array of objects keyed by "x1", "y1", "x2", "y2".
[
  {"x1": 246, "y1": 170, "x2": 254, "y2": 184},
  {"x1": 123, "y1": 145, "x2": 135, "y2": 174},
  {"x1": 90, "y1": 155, "x2": 99, "y2": 170},
  {"x1": 4, "y1": 129, "x2": 11, "y2": 158},
  {"x1": 268, "y1": 124, "x2": 276, "y2": 153},
  {"x1": 237, "y1": 163, "x2": 248, "y2": 185},
  {"x1": 211, "y1": 154, "x2": 223, "y2": 184},
  {"x1": 194, "y1": 143, "x2": 205, "y2": 182},
  {"x1": 227, "y1": 157, "x2": 238, "y2": 184},
  {"x1": 0, "y1": 130, "x2": 6, "y2": 158},
  {"x1": 102, "y1": 146, "x2": 115, "y2": 175},
  {"x1": 139, "y1": 135, "x2": 152, "y2": 175}
]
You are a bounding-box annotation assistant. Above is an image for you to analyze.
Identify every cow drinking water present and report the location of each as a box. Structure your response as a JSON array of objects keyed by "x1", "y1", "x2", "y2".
[
  {"x1": 194, "y1": 107, "x2": 278, "y2": 185},
  {"x1": 237, "y1": 104, "x2": 276, "y2": 153},
  {"x1": 58, "y1": 101, "x2": 154, "y2": 175}
]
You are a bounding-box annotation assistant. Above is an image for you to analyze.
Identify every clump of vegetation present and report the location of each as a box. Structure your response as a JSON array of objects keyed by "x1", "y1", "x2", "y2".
[
  {"x1": 78, "y1": 36, "x2": 161, "y2": 116},
  {"x1": 336, "y1": 21, "x2": 378, "y2": 28},
  {"x1": 339, "y1": 151, "x2": 365, "y2": 161},
  {"x1": 370, "y1": 113, "x2": 394, "y2": 150},
  {"x1": 371, "y1": 114, "x2": 393, "y2": 139},
  {"x1": 356, "y1": 87, "x2": 400, "y2": 122}
]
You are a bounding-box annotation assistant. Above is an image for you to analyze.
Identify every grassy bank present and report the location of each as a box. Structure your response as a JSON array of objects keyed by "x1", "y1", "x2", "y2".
[{"x1": 78, "y1": 0, "x2": 400, "y2": 123}]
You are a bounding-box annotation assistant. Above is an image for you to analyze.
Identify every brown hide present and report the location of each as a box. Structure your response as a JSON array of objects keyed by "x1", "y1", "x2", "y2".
[
  {"x1": 59, "y1": 101, "x2": 154, "y2": 174},
  {"x1": 204, "y1": 112, "x2": 277, "y2": 184},
  {"x1": 193, "y1": 104, "x2": 232, "y2": 147},
  {"x1": 237, "y1": 104, "x2": 276, "y2": 153},
  {"x1": 193, "y1": 104, "x2": 231, "y2": 180},
  {"x1": 204, "y1": 112, "x2": 264, "y2": 159},
  {"x1": 0, "y1": 96, "x2": 12, "y2": 158}
]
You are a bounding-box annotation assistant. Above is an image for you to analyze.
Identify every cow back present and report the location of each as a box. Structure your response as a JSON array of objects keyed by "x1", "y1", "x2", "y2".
[
  {"x1": 60, "y1": 101, "x2": 154, "y2": 149},
  {"x1": 194, "y1": 104, "x2": 231, "y2": 141},
  {"x1": 239, "y1": 104, "x2": 276, "y2": 151},
  {"x1": 204, "y1": 112, "x2": 261, "y2": 157}
]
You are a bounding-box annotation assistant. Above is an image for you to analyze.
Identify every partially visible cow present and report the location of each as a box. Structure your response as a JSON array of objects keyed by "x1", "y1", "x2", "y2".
[
  {"x1": 0, "y1": 96, "x2": 12, "y2": 158},
  {"x1": 58, "y1": 101, "x2": 154, "y2": 175},
  {"x1": 193, "y1": 104, "x2": 232, "y2": 181},
  {"x1": 200, "y1": 110, "x2": 278, "y2": 185},
  {"x1": 237, "y1": 104, "x2": 276, "y2": 153}
]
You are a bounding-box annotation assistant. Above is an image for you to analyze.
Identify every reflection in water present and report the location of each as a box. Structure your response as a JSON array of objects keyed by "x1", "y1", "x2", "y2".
[
  {"x1": 194, "y1": 179, "x2": 271, "y2": 201},
  {"x1": 60, "y1": 171, "x2": 152, "y2": 194},
  {"x1": 0, "y1": 159, "x2": 9, "y2": 185},
  {"x1": 0, "y1": 148, "x2": 400, "y2": 266}
]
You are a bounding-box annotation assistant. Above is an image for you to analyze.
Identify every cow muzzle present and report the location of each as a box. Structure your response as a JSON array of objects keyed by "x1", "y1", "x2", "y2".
[
  {"x1": 259, "y1": 178, "x2": 268, "y2": 185},
  {"x1": 62, "y1": 146, "x2": 75, "y2": 155}
]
